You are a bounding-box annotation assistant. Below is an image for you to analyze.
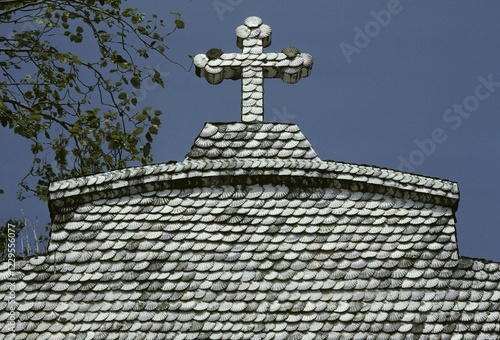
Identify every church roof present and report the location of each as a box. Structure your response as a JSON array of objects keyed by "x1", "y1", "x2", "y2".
[
  {"x1": 2, "y1": 16, "x2": 500, "y2": 340},
  {"x1": 46, "y1": 122, "x2": 459, "y2": 205},
  {"x1": 2, "y1": 121, "x2": 500, "y2": 339}
]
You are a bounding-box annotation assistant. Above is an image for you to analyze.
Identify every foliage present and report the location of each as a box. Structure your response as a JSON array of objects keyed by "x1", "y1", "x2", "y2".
[{"x1": 0, "y1": 0, "x2": 185, "y2": 201}]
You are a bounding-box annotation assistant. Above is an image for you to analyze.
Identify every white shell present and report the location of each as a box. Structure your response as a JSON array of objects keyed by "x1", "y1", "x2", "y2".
[
  {"x1": 236, "y1": 25, "x2": 250, "y2": 39},
  {"x1": 193, "y1": 54, "x2": 208, "y2": 67},
  {"x1": 244, "y1": 16, "x2": 262, "y2": 28},
  {"x1": 259, "y1": 24, "x2": 272, "y2": 38},
  {"x1": 205, "y1": 65, "x2": 223, "y2": 74}
]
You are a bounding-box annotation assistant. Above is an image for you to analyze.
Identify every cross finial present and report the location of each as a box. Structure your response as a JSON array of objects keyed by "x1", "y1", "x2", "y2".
[{"x1": 194, "y1": 16, "x2": 313, "y2": 123}]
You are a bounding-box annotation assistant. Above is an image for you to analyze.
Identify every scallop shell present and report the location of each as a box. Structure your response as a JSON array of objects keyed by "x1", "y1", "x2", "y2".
[
  {"x1": 193, "y1": 137, "x2": 214, "y2": 148},
  {"x1": 258, "y1": 24, "x2": 272, "y2": 38},
  {"x1": 221, "y1": 148, "x2": 237, "y2": 158},
  {"x1": 300, "y1": 53, "x2": 313, "y2": 67},
  {"x1": 473, "y1": 312, "x2": 489, "y2": 323},
  {"x1": 234, "y1": 148, "x2": 251, "y2": 157},
  {"x1": 244, "y1": 16, "x2": 262, "y2": 28},
  {"x1": 203, "y1": 65, "x2": 222, "y2": 76},
  {"x1": 198, "y1": 125, "x2": 219, "y2": 139},
  {"x1": 288, "y1": 56, "x2": 304, "y2": 68},
  {"x1": 193, "y1": 54, "x2": 208, "y2": 68}
]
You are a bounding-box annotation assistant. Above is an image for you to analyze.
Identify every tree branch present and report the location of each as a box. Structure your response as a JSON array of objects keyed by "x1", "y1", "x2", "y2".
[
  {"x1": 2, "y1": 98, "x2": 73, "y2": 131},
  {"x1": 0, "y1": 0, "x2": 46, "y2": 18}
]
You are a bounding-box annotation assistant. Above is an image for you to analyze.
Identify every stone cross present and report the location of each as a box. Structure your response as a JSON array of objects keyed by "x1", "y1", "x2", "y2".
[{"x1": 193, "y1": 16, "x2": 313, "y2": 123}]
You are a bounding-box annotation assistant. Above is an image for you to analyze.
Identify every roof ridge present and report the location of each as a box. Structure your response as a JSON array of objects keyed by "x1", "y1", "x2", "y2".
[
  {"x1": 48, "y1": 158, "x2": 459, "y2": 208},
  {"x1": 47, "y1": 123, "x2": 459, "y2": 206}
]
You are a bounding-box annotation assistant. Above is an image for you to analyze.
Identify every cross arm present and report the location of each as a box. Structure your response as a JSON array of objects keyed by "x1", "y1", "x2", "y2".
[
  {"x1": 194, "y1": 48, "x2": 313, "y2": 85},
  {"x1": 263, "y1": 48, "x2": 313, "y2": 84},
  {"x1": 194, "y1": 51, "x2": 244, "y2": 84}
]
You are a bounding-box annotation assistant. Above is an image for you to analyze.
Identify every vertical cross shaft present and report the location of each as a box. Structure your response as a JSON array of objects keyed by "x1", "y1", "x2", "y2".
[
  {"x1": 194, "y1": 16, "x2": 313, "y2": 123},
  {"x1": 241, "y1": 31, "x2": 265, "y2": 121}
]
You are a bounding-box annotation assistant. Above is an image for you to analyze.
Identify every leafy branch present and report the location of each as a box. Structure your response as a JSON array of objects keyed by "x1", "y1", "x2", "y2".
[{"x1": 0, "y1": 0, "x2": 187, "y2": 201}]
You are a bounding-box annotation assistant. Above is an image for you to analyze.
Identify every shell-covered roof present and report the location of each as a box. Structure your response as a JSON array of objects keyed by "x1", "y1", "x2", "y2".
[
  {"x1": 1, "y1": 121, "x2": 499, "y2": 339},
  {"x1": 47, "y1": 123, "x2": 458, "y2": 204},
  {"x1": 185, "y1": 123, "x2": 319, "y2": 160}
]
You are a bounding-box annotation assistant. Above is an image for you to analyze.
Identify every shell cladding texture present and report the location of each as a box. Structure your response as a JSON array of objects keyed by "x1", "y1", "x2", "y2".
[{"x1": 2, "y1": 123, "x2": 499, "y2": 339}]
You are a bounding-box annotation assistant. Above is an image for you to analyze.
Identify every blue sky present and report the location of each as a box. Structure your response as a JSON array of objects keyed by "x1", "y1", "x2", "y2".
[{"x1": 1, "y1": 1, "x2": 499, "y2": 260}]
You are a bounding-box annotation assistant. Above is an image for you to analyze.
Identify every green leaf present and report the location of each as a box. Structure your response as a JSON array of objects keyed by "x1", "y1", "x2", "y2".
[
  {"x1": 24, "y1": 91, "x2": 34, "y2": 100},
  {"x1": 175, "y1": 19, "x2": 185, "y2": 29},
  {"x1": 148, "y1": 125, "x2": 158, "y2": 135},
  {"x1": 152, "y1": 70, "x2": 164, "y2": 87},
  {"x1": 113, "y1": 54, "x2": 127, "y2": 64},
  {"x1": 151, "y1": 116, "x2": 161, "y2": 126},
  {"x1": 70, "y1": 33, "x2": 83, "y2": 43},
  {"x1": 131, "y1": 77, "x2": 141, "y2": 89},
  {"x1": 54, "y1": 52, "x2": 68, "y2": 62},
  {"x1": 132, "y1": 14, "x2": 145, "y2": 25},
  {"x1": 136, "y1": 112, "x2": 147, "y2": 122},
  {"x1": 143, "y1": 143, "x2": 151, "y2": 157},
  {"x1": 122, "y1": 8, "x2": 137, "y2": 17}
]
